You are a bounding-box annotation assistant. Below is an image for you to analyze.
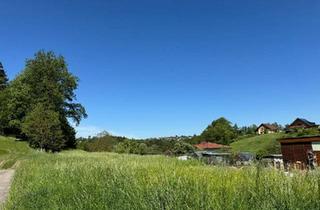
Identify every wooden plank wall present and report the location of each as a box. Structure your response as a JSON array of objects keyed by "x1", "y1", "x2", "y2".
[{"x1": 281, "y1": 142, "x2": 312, "y2": 166}]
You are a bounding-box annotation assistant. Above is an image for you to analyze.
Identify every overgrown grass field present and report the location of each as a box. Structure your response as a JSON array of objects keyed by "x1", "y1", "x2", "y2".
[
  {"x1": 3, "y1": 150, "x2": 320, "y2": 210},
  {"x1": 2, "y1": 136, "x2": 320, "y2": 209}
]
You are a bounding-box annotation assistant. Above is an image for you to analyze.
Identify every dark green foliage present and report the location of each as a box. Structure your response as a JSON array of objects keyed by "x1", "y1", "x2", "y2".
[
  {"x1": 60, "y1": 117, "x2": 77, "y2": 149},
  {"x1": 115, "y1": 140, "x2": 148, "y2": 155},
  {"x1": 0, "y1": 74, "x2": 32, "y2": 136},
  {"x1": 172, "y1": 141, "x2": 195, "y2": 156},
  {"x1": 78, "y1": 134, "x2": 186, "y2": 155},
  {"x1": 0, "y1": 51, "x2": 87, "y2": 151},
  {"x1": 78, "y1": 135, "x2": 126, "y2": 152},
  {"x1": 199, "y1": 117, "x2": 238, "y2": 145},
  {"x1": 141, "y1": 138, "x2": 181, "y2": 154},
  {"x1": 237, "y1": 124, "x2": 258, "y2": 135},
  {"x1": 0, "y1": 62, "x2": 8, "y2": 90},
  {"x1": 22, "y1": 51, "x2": 87, "y2": 125},
  {"x1": 21, "y1": 104, "x2": 64, "y2": 152},
  {"x1": 291, "y1": 127, "x2": 320, "y2": 137}
]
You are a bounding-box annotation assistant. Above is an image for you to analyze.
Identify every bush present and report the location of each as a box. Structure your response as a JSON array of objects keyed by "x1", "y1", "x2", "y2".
[
  {"x1": 115, "y1": 140, "x2": 148, "y2": 155},
  {"x1": 172, "y1": 142, "x2": 195, "y2": 156},
  {"x1": 80, "y1": 136, "x2": 124, "y2": 152},
  {"x1": 22, "y1": 104, "x2": 64, "y2": 152}
]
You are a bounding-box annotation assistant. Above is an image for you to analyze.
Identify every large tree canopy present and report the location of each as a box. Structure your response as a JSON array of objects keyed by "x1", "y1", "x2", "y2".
[
  {"x1": 22, "y1": 51, "x2": 87, "y2": 125},
  {"x1": 0, "y1": 51, "x2": 87, "y2": 150},
  {"x1": 200, "y1": 117, "x2": 237, "y2": 145}
]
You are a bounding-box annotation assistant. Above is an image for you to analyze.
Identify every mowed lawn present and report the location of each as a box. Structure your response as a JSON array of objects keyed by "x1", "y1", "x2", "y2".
[{"x1": 2, "y1": 136, "x2": 320, "y2": 210}]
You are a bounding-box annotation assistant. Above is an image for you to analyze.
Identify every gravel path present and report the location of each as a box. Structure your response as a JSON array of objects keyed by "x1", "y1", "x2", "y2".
[{"x1": 0, "y1": 170, "x2": 14, "y2": 206}]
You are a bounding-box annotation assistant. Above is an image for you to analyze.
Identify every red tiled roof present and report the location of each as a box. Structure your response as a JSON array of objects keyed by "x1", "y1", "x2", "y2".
[{"x1": 194, "y1": 141, "x2": 229, "y2": 150}]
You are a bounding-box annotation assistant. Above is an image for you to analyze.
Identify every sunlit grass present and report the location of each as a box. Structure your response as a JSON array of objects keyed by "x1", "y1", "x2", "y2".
[
  {"x1": 5, "y1": 150, "x2": 320, "y2": 210},
  {"x1": 231, "y1": 133, "x2": 284, "y2": 154}
]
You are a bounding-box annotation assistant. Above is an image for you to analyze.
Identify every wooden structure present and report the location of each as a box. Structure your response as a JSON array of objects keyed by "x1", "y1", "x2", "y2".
[
  {"x1": 288, "y1": 118, "x2": 317, "y2": 129},
  {"x1": 256, "y1": 123, "x2": 278, "y2": 135},
  {"x1": 278, "y1": 136, "x2": 320, "y2": 169}
]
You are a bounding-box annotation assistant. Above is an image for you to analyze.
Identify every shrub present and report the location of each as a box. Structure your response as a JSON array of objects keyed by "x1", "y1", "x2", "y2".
[
  {"x1": 172, "y1": 142, "x2": 195, "y2": 156},
  {"x1": 115, "y1": 140, "x2": 148, "y2": 155},
  {"x1": 22, "y1": 104, "x2": 64, "y2": 152}
]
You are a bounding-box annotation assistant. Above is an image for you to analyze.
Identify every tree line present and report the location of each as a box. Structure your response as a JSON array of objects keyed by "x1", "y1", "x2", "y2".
[
  {"x1": 78, "y1": 117, "x2": 284, "y2": 155},
  {"x1": 0, "y1": 51, "x2": 87, "y2": 152}
]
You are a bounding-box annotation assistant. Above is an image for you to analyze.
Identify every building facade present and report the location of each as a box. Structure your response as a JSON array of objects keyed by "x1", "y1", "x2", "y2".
[
  {"x1": 256, "y1": 123, "x2": 278, "y2": 135},
  {"x1": 288, "y1": 118, "x2": 317, "y2": 129}
]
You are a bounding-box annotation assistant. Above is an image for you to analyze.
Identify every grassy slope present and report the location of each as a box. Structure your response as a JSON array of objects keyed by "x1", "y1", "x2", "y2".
[
  {"x1": 230, "y1": 133, "x2": 285, "y2": 154},
  {"x1": 0, "y1": 136, "x2": 34, "y2": 169}
]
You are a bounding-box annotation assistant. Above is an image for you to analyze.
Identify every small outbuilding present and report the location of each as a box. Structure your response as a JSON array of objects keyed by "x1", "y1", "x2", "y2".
[
  {"x1": 194, "y1": 151, "x2": 231, "y2": 165},
  {"x1": 278, "y1": 136, "x2": 320, "y2": 169},
  {"x1": 261, "y1": 154, "x2": 283, "y2": 169}
]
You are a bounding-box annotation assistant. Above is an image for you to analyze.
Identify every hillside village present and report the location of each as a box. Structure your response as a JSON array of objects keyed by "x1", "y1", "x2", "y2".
[{"x1": 77, "y1": 117, "x2": 320, "y2": 170}]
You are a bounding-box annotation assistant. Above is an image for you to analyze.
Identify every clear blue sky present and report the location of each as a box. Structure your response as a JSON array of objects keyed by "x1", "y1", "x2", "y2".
[{"x1": 1, "y1": 0, "x2": 320, "y2": 138}]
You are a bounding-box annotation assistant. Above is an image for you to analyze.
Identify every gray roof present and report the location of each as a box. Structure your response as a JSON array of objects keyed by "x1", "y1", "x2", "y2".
[{"x1": 297, "y1": 118, "x2": 316, "y2": 126}]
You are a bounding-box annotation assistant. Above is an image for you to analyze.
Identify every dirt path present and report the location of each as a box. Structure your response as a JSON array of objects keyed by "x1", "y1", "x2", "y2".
[{"x1": 0, "y1": 170, "x2": 14, "y2": 206}]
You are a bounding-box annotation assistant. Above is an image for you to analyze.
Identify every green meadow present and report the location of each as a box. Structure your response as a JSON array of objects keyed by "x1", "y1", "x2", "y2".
[
  {"x1": 2, "y1": 136, "x2": 320, "y2": 210},
  {"x1": 231, "y1": 133, "x2": 284, "y2": 155}
]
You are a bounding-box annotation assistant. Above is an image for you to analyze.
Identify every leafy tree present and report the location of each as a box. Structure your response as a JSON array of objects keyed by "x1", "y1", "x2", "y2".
[
  {"x1": 0, "y1": 62, "x2": 8, "y2": 90},
  {"x1": 22, "y1": 104, "x2": 64, "y2": 152},
  {"x1": 80, "y1": 135, "x2": 125, "y2": 152},
  {"x1": 136, "y1": 143, "x2": 148, "y2": 155},
  {"x1": 115, "y1": 140, "x2": 148, "y2": 155},
  {"x1": 237, "y1": 124, "x2": 258, "y2": 136},
  {"x1": 172, "y1": 142, "x2": 195, "y2": 156},
  {"x1": 22, "y1": 51, "x2": 87, "y2": 124},
  {"x1": 0, "y1": 51, "x2": 87, "y2": 150},
  {"x1": 200, "y1": 117, "x2": 237, "y2": 145},
  {"x1": 0, "y1": 74, "x2": 32, "y2": 135},
  {"x1": 271, "y1": 122, "x2": 284, "y2": 131}
]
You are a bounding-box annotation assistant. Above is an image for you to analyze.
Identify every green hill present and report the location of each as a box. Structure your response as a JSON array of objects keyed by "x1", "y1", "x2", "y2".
[
  {"x1": 0, "y1": 136, "x2": 34, "y2": 169},
  {"x1": 230, "y1": 133, "x2": 285, "y2": 156}
]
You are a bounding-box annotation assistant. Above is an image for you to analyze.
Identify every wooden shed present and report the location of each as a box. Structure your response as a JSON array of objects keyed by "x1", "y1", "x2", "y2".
[{"x1": 278, "y1": 136, "x2": 320, "y2": 169}]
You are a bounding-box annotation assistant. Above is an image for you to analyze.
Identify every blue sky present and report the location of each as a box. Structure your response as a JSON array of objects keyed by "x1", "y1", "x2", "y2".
[{"x1": 1, "y1": 0, "x2": 320, "y2": 138}]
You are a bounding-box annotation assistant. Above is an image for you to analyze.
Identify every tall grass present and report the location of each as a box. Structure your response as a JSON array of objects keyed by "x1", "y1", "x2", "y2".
[{"x1": 5, "y1": 151, "x2": 320, "y2": 210}]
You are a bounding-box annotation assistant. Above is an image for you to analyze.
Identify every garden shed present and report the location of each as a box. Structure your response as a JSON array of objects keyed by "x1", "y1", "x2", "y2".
[{"x1": 278, "y1": 136, "x2": 320, "y2": 169}]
